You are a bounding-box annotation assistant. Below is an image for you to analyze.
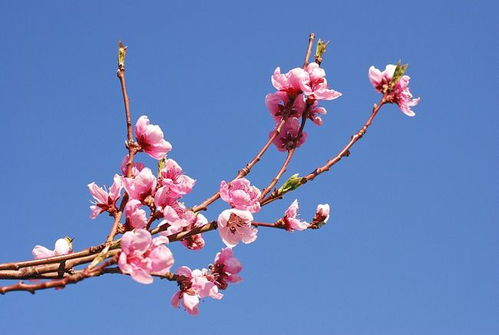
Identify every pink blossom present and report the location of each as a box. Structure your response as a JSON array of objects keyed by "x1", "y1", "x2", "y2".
[
  {"x1": 271, "y1": 63, "x2": 341, "y2": 102},
  {"x1": 171, "y1": 266, "x2": 223, "y2": 315},
  {"x1": 368, "y1": 65, "x2": 420, "y2": 116},
  {"x1": 135, "y1": 115, "x2": 172, "y2": 160},
  {"x1": 154, "y1": 186, "x2": 178, "y2": 210},
  {"x1": 307, "y1": 101, "x2": 328, "y2": 126},
  {"x1": 219, "y1": 178, "x2": 261, "y2": 213},
  {"x1": 304, "y1": 62, "x2": 342, "y2": 101},
  {"x1": 153, "y1": 160, "x2": 195, "y2": 210},
  {"x1": 120, "y1": 155, "x2": 144, "y2": 177},
  {"x1": 125, "y1": 199, "x2": 148, "y2": 229},
  {"x1": 158, "y1": 204, "x2": 208, "y2": 248},
  {"x1": 159, "y1": 203, "x2": 192, "y2": 235},
  {"x1": 181, "y1": 233, "x2": 206, "y2": 250},
  {"x1": 211, "y1": 248, "x2": 243, "y2": 290},
  {"x1": 118, "y1": 229, "x2": 174, "y2": 284},
  {"x1": 32, "y1": 237, "x2": 73, "y2": 259},
  {"x1": 122, "y1": 167, "x2": 157, "y2": 202},
  {"x1": 271, "y1": 66, "x2": 310, "y2": 95},
  {"x1": 271, "y1": 117, "x2": 307, "y2": 152},
  {"x1": 265, "y1": 91, "x2": 306, "y2": 121},
  {"x1": 282, "y1": 199, "x2": 309, "y2": 231},
  {"x1": 217, "y1": 209, "x2": 257, "y2": 247},
  {"x1": 179, "y1": 213, "x2": 208, "y2": 250},
  {"x1": 158, "y1": 159, "x2": 196, "y2": 200},
  {"x1": 88, "y1": 174, "x2": 122, "y2": 219}
]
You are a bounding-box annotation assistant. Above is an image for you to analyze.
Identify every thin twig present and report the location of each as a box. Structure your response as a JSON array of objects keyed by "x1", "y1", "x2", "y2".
[
  {"x1": 252, "y1": 221, "x2": 286, "y2": 230},
  {"x1": 260, "y1": 148, "x2": 295, "y2": 199},
  {"x1": 303, "y1": 33, "x2": 315, "y2": 68}
]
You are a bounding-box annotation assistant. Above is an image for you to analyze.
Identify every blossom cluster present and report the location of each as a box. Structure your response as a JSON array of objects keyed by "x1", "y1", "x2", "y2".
[
  {"x1": 368, "y1": 64, "x2": 420, "y2": 116},
  {"x1": 171, "y1": 248, "x2": 242, "y2": 315},
  {"x1": 266, "y1": 62, "x2": 341, "y2": 151}
]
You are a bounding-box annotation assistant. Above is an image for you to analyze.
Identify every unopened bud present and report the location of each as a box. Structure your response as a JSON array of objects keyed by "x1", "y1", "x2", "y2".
[{"x1": 310, "y1": 204, "x2": 330, "y2": 229}]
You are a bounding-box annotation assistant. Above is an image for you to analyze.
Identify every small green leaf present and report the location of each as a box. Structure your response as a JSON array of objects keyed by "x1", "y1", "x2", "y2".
[
  {"x1": 158, "y1": 158, "x2": 166, "y2": 174},
  {"x1": 278, "y1": 174, "x2": 302, "y2": 194},
  {"x1": 389, "y1": 60, "x2": 408, "y2": 89},
  {"x1": 314, "y1": 39, "x2": 330, "y2": 65},
  {"x1": 118, "y1": 41, "x2": 127, "y2": 68}
]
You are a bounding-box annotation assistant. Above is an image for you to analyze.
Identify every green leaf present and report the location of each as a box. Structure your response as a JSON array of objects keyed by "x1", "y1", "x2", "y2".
[
  {"x1": 278, "y1": 174, "x2": 302, "y2": 194},
  {"x1": 158, "y1": 158, "x2": 166, "y2": 174},
  {"x1": 389, "y1": 60, "x2": 408, "y2": 89},
  {"x1": 118, "y1": 41, "x2": 127, "y2": 68},
  {"x1": 314, "y1": 39, "x2": 330, "y2": 65}
]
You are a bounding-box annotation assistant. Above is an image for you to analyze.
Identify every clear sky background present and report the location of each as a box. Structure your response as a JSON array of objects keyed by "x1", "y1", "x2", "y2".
[{"x1": 0, "y1": 1, "x2": 497, "y2": 334}]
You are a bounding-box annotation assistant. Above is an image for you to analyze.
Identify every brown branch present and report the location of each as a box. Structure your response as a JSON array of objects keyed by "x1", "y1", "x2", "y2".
[
  {"x1": 101, "y1": 267, "x2": 177, "y2": 281},
  {"x1": 260, "y1": 95, "x2": 388, "y2": 206},
  {"x1": 0, "y1": 242, "x2": 112, "y2": 271},
  {"x1": 0, "y1": 250, "x2": 120, "y2": 280},
  {"x1": 0, "y1": 256, "x2": 118, "y2": 294},
  {"x1": 260, "y1": 148, "x2": 295, "y2": 199}
]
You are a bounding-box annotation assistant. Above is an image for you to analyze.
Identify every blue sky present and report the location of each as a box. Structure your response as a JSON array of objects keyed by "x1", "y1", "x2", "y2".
[{"x1": 0, "y1": 1, "x2": 497, "y2": 334}]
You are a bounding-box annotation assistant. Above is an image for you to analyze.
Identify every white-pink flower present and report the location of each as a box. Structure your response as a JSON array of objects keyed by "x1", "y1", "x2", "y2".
[
  {"x1": 118, "y1": 229, "x2": 174, "y2": 284},
  {"x1": 135, "y1": 115, "x2": 172, "y2": 160},
  {"x1": 211, "y1": 247, "x2": 243, "y2": 290},
  {"x1": 122, "y1": 167, "x2": 157, "y2": 202},
  {"x1": 32, "y1": 237, "x2": 73, "y2": 259},
  {"x1": 88, "y1": 174, "x2": 122, "y2": 219},
  {"x1": 217, "y1": 209, "x2": 257, "y2": 247},
  {"x1": 282, "y1": 199, "x2": 309, "y2": 231},
  {"x1": 271, "y1": 117, "x2": 307, "y2": 152},
  {"x1": 368, "y1": 65, "x2": 420, "y2": 117},
  {"x1": 311, "y1": 203, "x2": 330, "y2": 229},
  {"x1": 171, "y1": 266, "x2": 223, "y2": 316},
  {"x1": 159, "y1": 203, "x2": 195, "y2": 236},
  {"x1": 219, "y1": 178, "x2": 261, "y2": 213}
]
